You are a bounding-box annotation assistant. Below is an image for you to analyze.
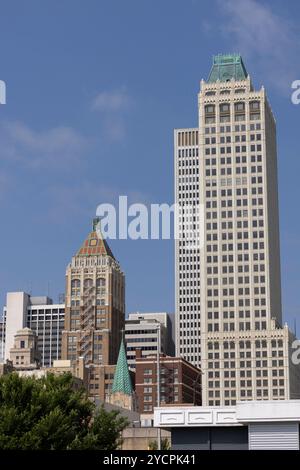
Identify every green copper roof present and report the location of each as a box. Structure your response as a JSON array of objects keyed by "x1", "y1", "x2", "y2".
[
  {"x1": 208, "y1": 54, "x2": 248, "y2": 83},
  {"x1": 112, "y1": 340, "x2": 133, "y2": 396}
]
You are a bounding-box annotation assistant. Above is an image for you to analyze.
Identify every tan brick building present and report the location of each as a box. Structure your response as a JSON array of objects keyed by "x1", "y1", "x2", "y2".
[{"x1": 61, "y1": 218, "x2": 125, "y2": 399}]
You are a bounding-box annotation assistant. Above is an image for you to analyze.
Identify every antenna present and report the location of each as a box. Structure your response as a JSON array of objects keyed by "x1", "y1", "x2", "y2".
[{"x1": 121, "y1": 328, "x2": 125, "y2": 342}]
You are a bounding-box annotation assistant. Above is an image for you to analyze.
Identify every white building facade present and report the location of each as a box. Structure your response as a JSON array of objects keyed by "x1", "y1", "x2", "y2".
[
  {"x1": 125, "y1": 312, "x2": 174, "y2": 370},
  {"x1": 3, "y1": 292, "x2": 65, "y2": 367},
  {"x1": 175, "y1": 54, "x2": 300, "y2": 405},
  {"x1": 155, "y1": 401, "x2": 300, "y2": 450}
]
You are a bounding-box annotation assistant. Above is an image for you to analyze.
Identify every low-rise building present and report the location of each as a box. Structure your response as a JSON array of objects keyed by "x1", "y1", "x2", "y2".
[
  {"x1": 135, "y1": 351, "x2": 202, "y2": 425},
  {"x1": 125, "y1": 312, "x2": 174, "y2": 371},
  {"x1": 9, "y1": 327, "x2": 40, "y2": 370},
  {"x1": 154, "y1": 401, "x2": 300, "y2": 450}
]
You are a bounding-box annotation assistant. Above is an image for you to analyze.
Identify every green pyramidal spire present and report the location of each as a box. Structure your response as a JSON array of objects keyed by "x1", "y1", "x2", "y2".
[
  {"x1": 207, "y1": 54, "x2": 248, "y2": 83},
  {"x1": 112, "y1": 340, "x2": 133, "y2": 396}
]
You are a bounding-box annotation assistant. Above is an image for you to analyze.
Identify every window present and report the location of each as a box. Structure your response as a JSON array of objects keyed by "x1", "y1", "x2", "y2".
[
  {"x1": 220, "y1": 103, "x2": 230, "y2": 113},
  {"x1": 84, "y1": 278, "x2": 93, "y2": 289},
  {"x1": 205, "y1": 105, "x2": 215, "y2": 114},
  {"x1": 234, "y1": 102, "x2": 245, "y2": 112},
  {"x1": 71, "y1": 279, "x2": 80, "y2": 288},
  {"x1": 144, "y1": 405, "x2": 153, "y2": 411},
  {"x1": 96, "y1": 278, "x2": 106, "y2": 287},
  {"x1": 250, "y1": 101, "x2": 260, "y2": 110}
]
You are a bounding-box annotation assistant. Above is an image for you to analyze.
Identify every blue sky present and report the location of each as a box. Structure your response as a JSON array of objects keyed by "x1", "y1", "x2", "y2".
[{"x1": 0, "y1": 0, "x2": 299, "y2": 328}]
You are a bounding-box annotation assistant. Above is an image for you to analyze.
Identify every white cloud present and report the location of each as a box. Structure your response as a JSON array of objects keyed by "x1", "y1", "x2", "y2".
[
  {"x1": 0, "y1": 121, "x2": 88, "y2": 170},
  {"x1": 217, "y1": 0, "x2": 299, "y2": 92},
  {"x1": 92, "y1": 89, "x2": 130, "y2": 112},
  {"x1": 91, "y1": 88, "x2": 132, "y2": 141}
]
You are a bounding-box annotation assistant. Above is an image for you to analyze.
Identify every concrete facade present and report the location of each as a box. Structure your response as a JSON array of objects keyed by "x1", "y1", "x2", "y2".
[
  {"x1": 155, "y1": 400, "x2": 300, "y2": 450},
  {"x1": 121, "y1": 427, "x2": 171, "y2": 451},
  {"x1": 125, "y1": 312, "x2": 174, "y2": 370}
]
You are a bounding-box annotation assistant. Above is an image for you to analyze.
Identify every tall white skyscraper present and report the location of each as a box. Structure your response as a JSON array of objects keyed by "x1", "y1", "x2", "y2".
[{"x1": 175, "y1": 54, "x2": 300, "y2": 405}]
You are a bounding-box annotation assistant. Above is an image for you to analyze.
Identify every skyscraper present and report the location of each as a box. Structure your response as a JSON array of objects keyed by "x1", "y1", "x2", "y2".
[
  {"x1": 3, "y1": 293, "x2": 65, "y2": 367},
  {"x1": 61, "y1": 218, "x2": 125, "y2": 398},
  {"x1": 175, "y1": 54, "x2": 300, "y2": 405}
]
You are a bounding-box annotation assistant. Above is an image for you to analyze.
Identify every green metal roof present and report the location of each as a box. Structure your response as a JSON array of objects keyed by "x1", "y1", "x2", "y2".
[
  {"x1": 207, "y1": 54, "x2": 248, "y2": 83},
  {"x1": 111, "y1": 340, "x2": 133, "y2": 396}
]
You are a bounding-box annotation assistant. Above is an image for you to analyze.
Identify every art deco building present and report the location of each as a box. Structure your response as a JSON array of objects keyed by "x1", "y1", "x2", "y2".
[
  {"x1": 62, "y1": 218, "x2": 125, "y2": 398},
  {"x1": 175, "y1": 54, "x2": 300, "y2": 405}
]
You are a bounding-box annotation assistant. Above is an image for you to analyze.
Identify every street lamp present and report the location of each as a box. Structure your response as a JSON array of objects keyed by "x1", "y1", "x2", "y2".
[
  {"x1": 156, "y1": 323, "x2": 161, "y2": 451},
  {"x1": 193, "y1": 370, "x2": 203, "y2": 405}
]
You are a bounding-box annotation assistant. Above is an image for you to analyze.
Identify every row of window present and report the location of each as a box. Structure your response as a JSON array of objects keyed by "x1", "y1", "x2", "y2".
[
  {"x1": 205, "y1": 101, "x2": 260, "y2": 114},
  {"x1": 205, "y1": 157, "x2": 263, "y2": 166},
  {"x1": 205, "y1": 123, "x2": 261, "y2": 134},
  {"x1": 205, "y1": 133, "x2": 261, "y2": 144},
  {"x1": 205, "y1": 176, "x2": 263, "y2": 187},
  {"x1": 204, "y1": 88, "x2": 247, "y2": 96},
  {"x1": 206, "y1": 144, "x2": 262, "y2": 155}
]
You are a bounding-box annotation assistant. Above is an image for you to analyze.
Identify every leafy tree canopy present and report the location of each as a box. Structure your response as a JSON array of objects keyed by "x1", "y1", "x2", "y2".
[{"x1": 0, "y1": 372, "x2": 128, "y2": 450}]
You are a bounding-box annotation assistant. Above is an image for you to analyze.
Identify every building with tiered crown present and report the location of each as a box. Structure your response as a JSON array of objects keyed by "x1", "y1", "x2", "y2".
[{"x1": 61, "y1": 218, "x2": 125, "y2": 399}]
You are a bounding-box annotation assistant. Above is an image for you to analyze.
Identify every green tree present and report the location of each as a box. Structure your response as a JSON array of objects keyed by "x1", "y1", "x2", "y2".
[
  {"x1": 0, "y1": 372, "x2": 128, "y2": 450},
  {"x1": 148, "y1": 438, "x2": 171, "y2": 450}
]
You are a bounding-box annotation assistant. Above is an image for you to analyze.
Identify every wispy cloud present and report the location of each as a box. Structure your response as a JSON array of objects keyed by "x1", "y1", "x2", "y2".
[
  {"x1": 215, "y1": 0, "x2": 300, "y2": 93},
  {"x1": 91, "y1": 88, "x2": 132, "y2": 141},
  {"x1": 92, "y1": 89, "x2": 130, "y2": 112},
  {"x1": 0, "y1": 121, "x2": 88, "y2": 170},
  {"x1": 45, "y1": 181, "x2": 150, "y2": 224}
]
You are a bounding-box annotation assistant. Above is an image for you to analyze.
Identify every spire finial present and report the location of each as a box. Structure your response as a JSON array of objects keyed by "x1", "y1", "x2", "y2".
[{"x1": 92, "y1": 217, "x2": 100, "y2": 232}]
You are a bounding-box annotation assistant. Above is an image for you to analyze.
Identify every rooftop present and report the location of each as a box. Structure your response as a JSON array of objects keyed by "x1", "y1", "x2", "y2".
[
  {"x1": 76, "y1": 217, "x2": 115, "y2": 259},
  {"x1": 207, "y1": 54, "x2": 248, "y2": 83}
]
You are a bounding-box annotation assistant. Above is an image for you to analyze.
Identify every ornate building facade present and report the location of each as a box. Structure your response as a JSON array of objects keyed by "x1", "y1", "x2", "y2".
[{"x1": 62, "y1": 218, "x2": 125, "y2": 398}]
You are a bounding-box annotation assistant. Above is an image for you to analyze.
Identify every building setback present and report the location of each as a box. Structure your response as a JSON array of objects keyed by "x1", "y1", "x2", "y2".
[{"x1": 175, "y1": 53, "x2": 300, "y2": 405}]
